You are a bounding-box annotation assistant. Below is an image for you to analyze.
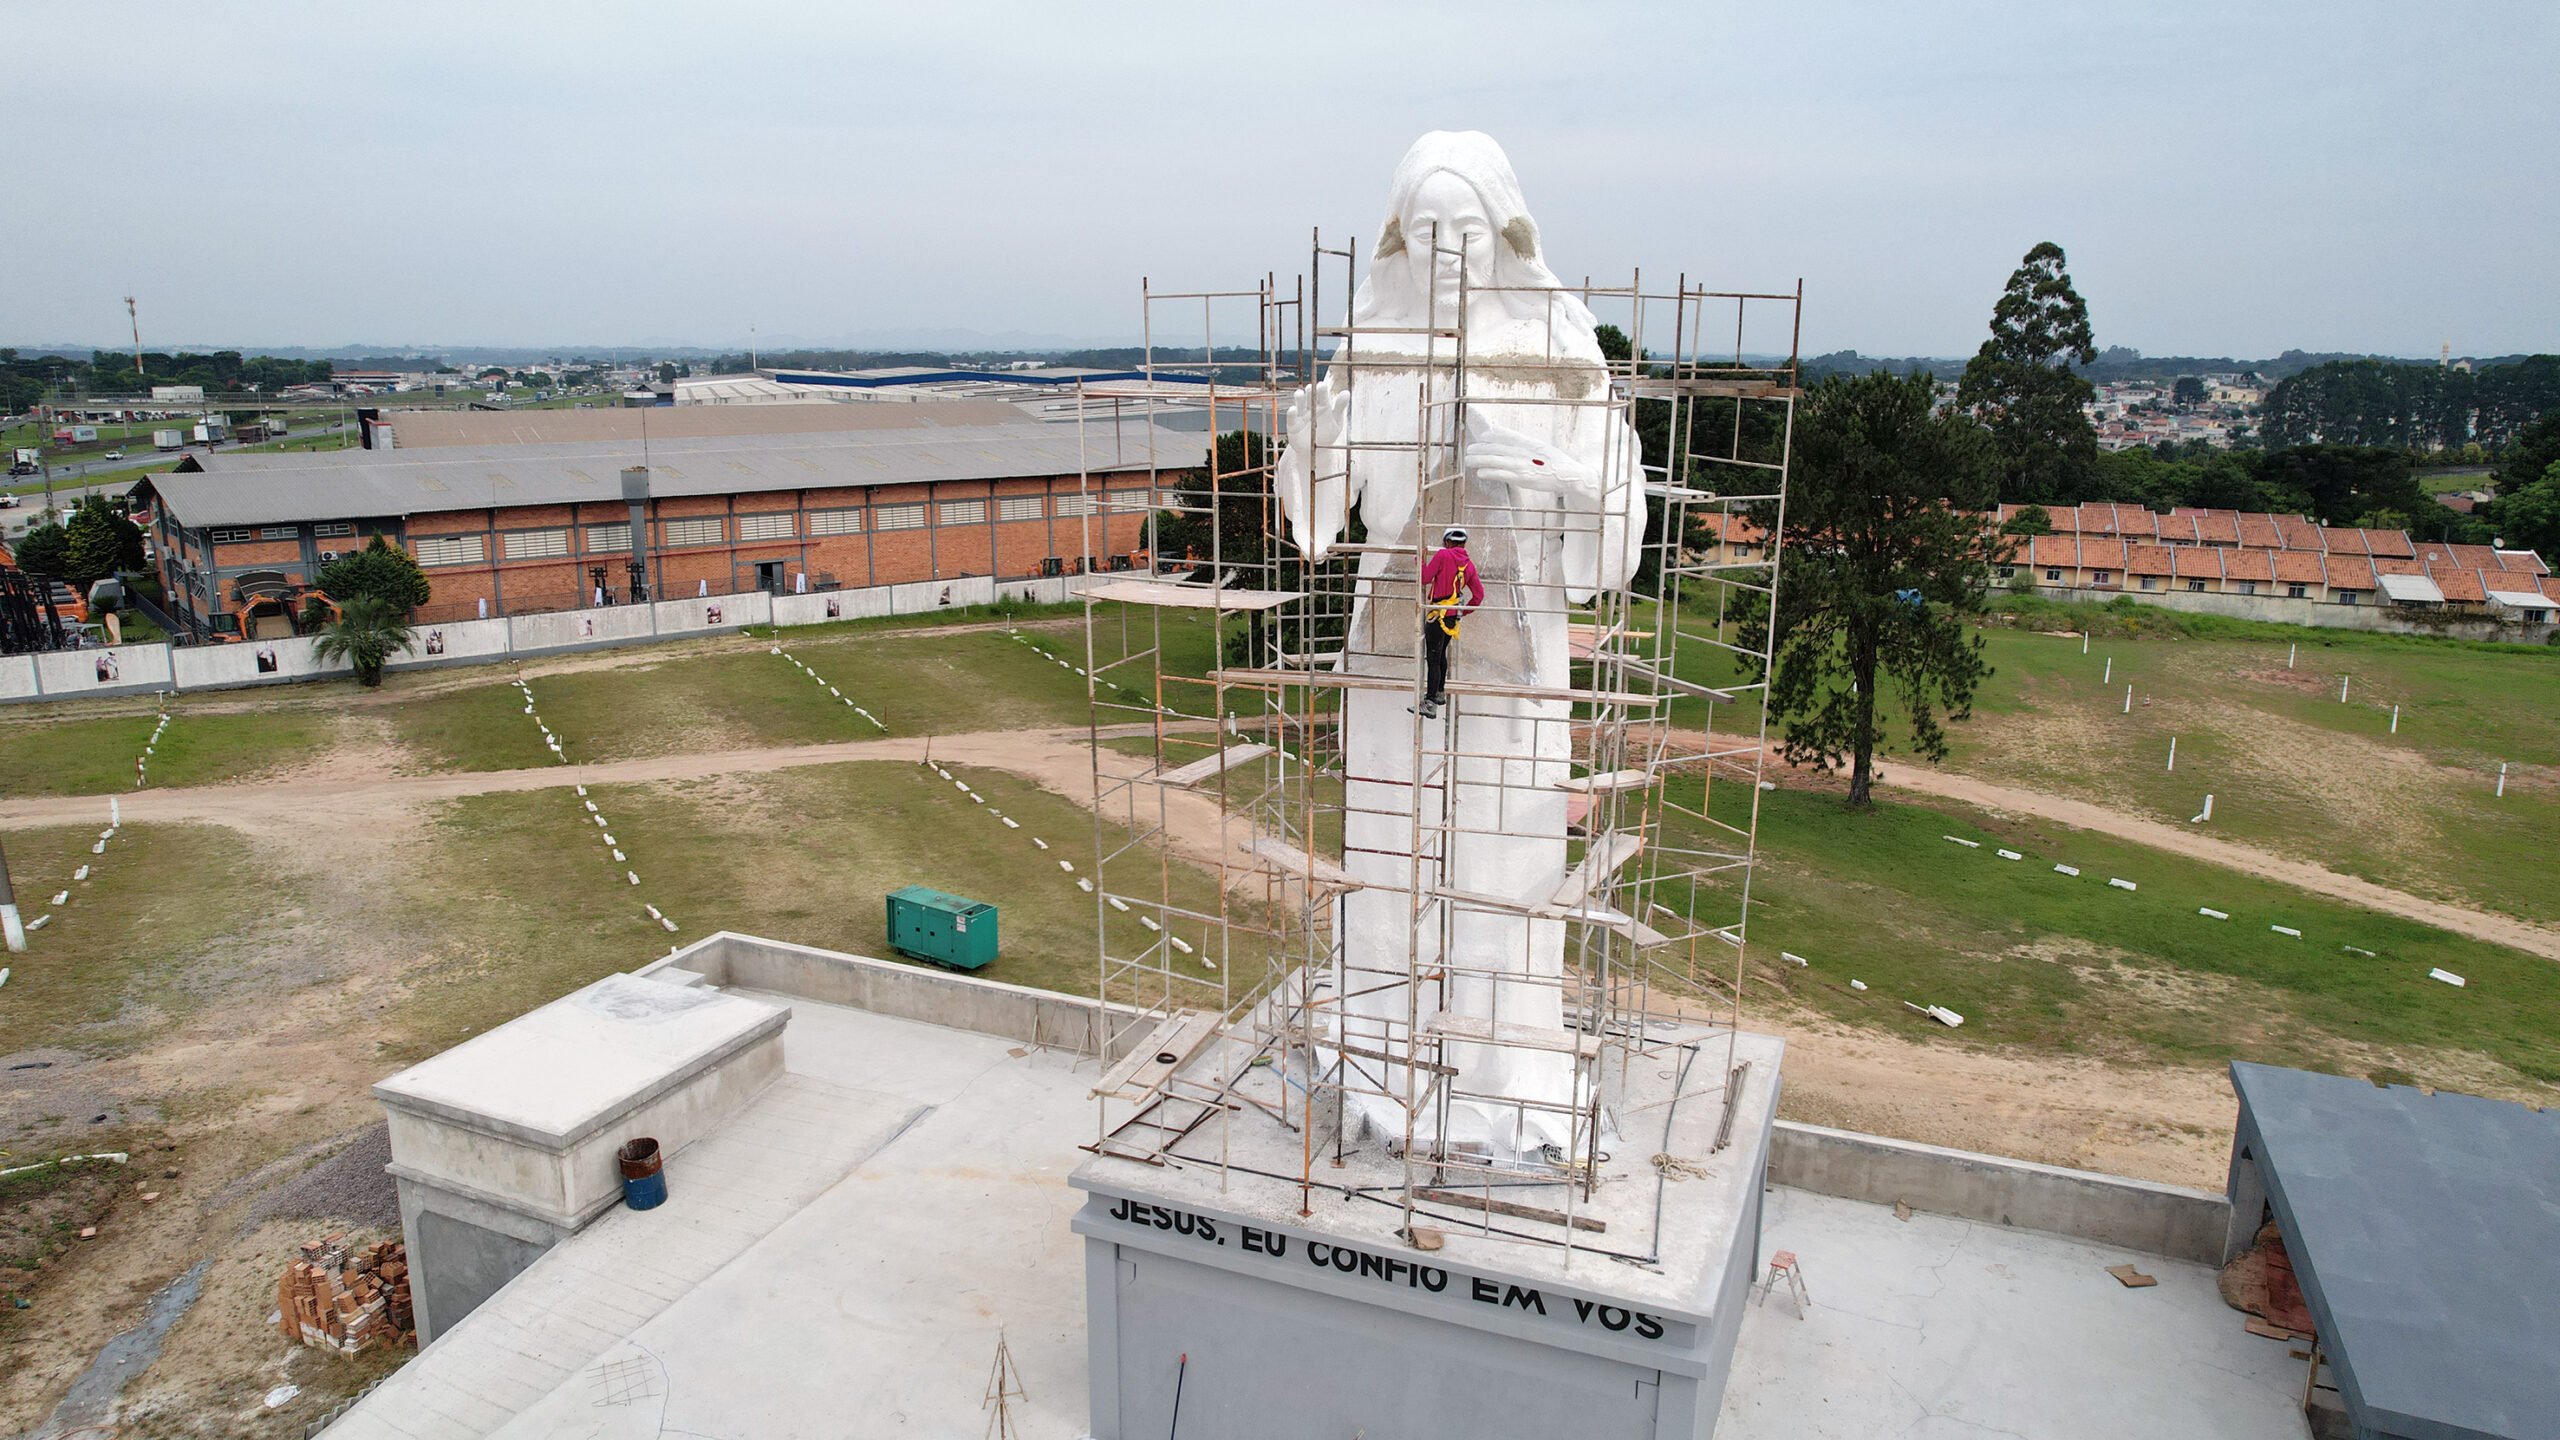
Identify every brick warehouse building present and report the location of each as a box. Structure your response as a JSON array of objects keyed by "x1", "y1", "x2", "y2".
[{"x1": 129, "y1": 404, "x2": 1200, "y2": 636}]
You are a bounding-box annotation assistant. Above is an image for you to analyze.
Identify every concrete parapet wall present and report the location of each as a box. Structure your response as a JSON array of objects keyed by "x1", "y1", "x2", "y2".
[
  {"x1": 0, "y1": 655, "x2": 37, "y2": 701},
  {"x1": 645, "y1": 931, "x2": 1148, "y2": 1059},
  {"x1": 1768, "y1": 1120, "x2": 2229, "y2": 1264}
]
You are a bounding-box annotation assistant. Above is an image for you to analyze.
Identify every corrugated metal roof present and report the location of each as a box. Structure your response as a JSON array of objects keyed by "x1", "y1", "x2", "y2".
[
  {"x1": 2376, "y1": 572, "x2": 2445, "y2": 604},
  {"x1": 136, "y1": 420, "x2": 1203, "y2": 528},
  {"x1": 374, "y1": 398, "x2": 1029, "y2": 448},
  {"x1": 2486, "y1": 587, "x2": 2552, "y2": 612}
]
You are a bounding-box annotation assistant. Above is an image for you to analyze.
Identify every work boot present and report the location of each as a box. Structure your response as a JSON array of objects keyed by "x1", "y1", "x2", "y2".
[{"x1": 1410, "y1": 697, "x2": 1442, "y2": 719}]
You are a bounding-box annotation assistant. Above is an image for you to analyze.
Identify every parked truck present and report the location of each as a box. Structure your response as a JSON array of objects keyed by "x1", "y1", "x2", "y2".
[{"x1": 153, "y1": 428, "x2": 186, "y2": 450}]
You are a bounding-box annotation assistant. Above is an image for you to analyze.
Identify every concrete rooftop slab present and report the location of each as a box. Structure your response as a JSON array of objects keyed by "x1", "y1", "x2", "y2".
[{"x1": 1719, "y1": 1187, "x2": 2309, "y2": 1440}]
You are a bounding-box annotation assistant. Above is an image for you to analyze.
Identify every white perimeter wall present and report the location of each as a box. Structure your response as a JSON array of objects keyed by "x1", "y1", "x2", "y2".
[
  {"x1": 171, "y1": 633, "x2": 338, "y2": 688},
  {"x1": 2, "y1": 575, "x2": 1102, "y2": 704},
  {"x1": 509, "y1": 603, "x2": 657, "y2": 654},
  {"x1": 389, "y1": 616, "x2": 513, "y2": 670},
  {"x1": 34, "y1": 641, "x2": 177, "y2": 697}
]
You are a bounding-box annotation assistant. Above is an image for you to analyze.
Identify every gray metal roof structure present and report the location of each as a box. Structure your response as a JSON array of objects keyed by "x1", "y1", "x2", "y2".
[
  {"x1": 2229, "y1": 1062, "x2": 2560, "y2": 1440},
  {"x1": 133, "y1": 418, "x2": 1204, "y2": 529}
]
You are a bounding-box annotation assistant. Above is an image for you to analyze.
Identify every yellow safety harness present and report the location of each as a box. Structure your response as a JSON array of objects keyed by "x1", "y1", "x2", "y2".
[{"x1": 1430, "y1": 558, "x2": 1472, "y2": 637}]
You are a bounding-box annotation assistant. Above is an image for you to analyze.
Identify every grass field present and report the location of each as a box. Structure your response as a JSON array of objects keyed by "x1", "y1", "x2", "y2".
[
  {"x1": 0, "y1": 707, "x2": 335, "y2": 798},
  {"x1": 1689, "y1": 782, "x2": 2560, "y2": 1090},
  {"x1": 388, "y1": 759, "x2": 1240, "y2": 1060},
  {"x1": 0, "y1": 823, "x2": 280, "y2": 1060}
]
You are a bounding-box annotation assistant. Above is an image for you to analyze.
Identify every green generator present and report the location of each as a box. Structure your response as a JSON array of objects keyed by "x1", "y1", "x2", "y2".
[{"x1": 884, "y1": 885, "x2": 999, "y2": 970}]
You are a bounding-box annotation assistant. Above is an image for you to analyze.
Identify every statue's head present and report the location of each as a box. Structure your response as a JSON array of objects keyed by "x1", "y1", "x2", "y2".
[{"x1": 1354, "y1": 131, "x2": 1593, "y2": 351}]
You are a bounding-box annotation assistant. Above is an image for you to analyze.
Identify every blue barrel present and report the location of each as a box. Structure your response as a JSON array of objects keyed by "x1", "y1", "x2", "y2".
[{"x1": 618, "y1": 1138, "x2": 666, "y2": 1211}]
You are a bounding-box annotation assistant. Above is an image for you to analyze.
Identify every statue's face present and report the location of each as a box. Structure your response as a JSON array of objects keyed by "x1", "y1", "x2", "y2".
[{"x1": 1400, "y1": 171, "x2": 1498, "y2": 317}]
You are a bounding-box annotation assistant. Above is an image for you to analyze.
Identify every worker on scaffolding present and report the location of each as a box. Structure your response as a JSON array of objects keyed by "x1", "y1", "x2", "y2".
[{"x1": 1413, "y1": 526, "x2": 1484, "y2": 719}]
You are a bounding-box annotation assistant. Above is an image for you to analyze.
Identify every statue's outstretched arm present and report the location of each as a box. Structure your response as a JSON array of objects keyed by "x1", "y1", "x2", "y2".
[
  {"x1": 1465, "y1": 408, "x2": 1645, "y2": 601},
  {"x1": 1274, "y1": 371, "x2": 1354, "y2": 560}
]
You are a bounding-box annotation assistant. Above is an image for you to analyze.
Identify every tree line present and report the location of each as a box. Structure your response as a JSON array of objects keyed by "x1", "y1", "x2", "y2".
[
  {"x1": 0, "y1": 348, "x2": 336, "y2": 413},
  {"x1": 2260, "y1": 355, "x2": 2560, "y2": 451}
]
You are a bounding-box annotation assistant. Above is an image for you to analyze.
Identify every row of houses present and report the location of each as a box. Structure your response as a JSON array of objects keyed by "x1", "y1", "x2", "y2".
[
  {"x1": 2003, "y1": 533, "x2": 2555, "y2": 618},
  {"x1": 129, "y1": 401, "x2": 1196, "y2": 637},
  {"x1": 1694, "y1": 506, "x2": 2557, "y2": 625}
]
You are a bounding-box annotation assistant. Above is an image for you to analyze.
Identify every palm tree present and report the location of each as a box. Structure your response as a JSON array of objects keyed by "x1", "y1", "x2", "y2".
[{"x1": 311, "y1": 594, "x2": 416, "y2": 688}]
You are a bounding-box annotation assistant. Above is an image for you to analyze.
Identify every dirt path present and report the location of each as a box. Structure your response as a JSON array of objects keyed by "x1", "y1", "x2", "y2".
[
  {"x1": 16, "y1": 721, "x2": 2557, "y2": 962},
  {"x1": 0, "y1": 726, "x2": 1251, "y2": 877},
  {"x1": 1866, "y1": 760, "x2": 2560, "y2": 963}
]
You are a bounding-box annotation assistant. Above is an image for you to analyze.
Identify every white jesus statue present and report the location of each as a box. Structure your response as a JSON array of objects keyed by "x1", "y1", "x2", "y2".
[{"x1": 1275, "y1": 131, "x2": 1646, "y2": 1160}]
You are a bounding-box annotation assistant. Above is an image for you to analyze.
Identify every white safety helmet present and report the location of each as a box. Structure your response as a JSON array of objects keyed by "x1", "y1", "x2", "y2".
[{"x1": 1442, "y1": 526, "x2": 1468, "y2": 544}]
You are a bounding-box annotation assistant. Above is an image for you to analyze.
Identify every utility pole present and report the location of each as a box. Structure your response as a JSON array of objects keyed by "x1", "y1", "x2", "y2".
[{"x1": 0, "y1": 836, "x2": 26, "y2": 952}]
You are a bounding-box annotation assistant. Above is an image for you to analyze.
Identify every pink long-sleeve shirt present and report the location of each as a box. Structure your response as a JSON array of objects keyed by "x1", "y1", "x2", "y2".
[{"x1": 1421, "y1": 545, "x2": 1484, "y2": 616}]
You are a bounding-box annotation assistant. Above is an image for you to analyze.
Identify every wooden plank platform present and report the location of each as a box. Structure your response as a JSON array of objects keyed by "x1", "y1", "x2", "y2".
[
  {"x1": 1086, "y1": 578, "x2": 1303, "y2": 612},
  {"x1": 1423, "y1": 1009, "x2": 1603, "y2": 1060},
  {"x1": 1549, "y1": 831, "x2": 1644, "y2": 909},
  {"x1": 1554, "y1": 769, "x2": 1648, "y2": 793},
  {"x1": 1157, "y1": 743, "x2": 1272, "y2": 787},
  {"x1": 1091, "y1": 1008, "x2": 1222, "y2": 1099},
  {"x1": 1245, "y1": 836, "x2": 1366, "y2": 890},
  {"x1": 1211, "y1": 668, "x2": 1661, "y2": 707}
]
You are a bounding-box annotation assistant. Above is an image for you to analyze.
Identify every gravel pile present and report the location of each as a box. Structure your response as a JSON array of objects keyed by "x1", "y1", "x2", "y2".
[{"x1": 247, "y1": 1123, "x2": 397, "y2": 1230}]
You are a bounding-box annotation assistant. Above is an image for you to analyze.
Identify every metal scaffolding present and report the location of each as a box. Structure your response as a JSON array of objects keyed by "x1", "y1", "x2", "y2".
[{"x1": 1072, "y1": 235, "x2": 1798, "y2": 1262}]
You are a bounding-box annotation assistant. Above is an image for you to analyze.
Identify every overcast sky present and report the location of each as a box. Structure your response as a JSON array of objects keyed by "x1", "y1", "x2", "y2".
[{"x1": 9, "y1": 1, "x2": 2553, "y2": 359}]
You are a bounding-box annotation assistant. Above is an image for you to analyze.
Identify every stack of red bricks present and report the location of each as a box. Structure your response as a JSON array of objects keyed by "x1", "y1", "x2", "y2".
[{"x1": 274, "y1": 1234, "x2": 415, "y2": 1354}]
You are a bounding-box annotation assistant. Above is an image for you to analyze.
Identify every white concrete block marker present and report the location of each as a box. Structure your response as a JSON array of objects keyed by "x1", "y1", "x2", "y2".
[
  {"x1": 1076, "y1": 878, "x2": 1094, "y2": 893},
  {"x1": 1107, "y1": 896, "x2": 1129, "y2": 912},
  {"x1": 2342, "y1": 944, "x2": 2377, "y2": 958},
  {"x1": 1138, "y1": 915, "x2": 1161, "y2": 932},
  {"x1": 50, "y1": 891, "x2": 69, "y2": 907},
  {"x1": 660, "y1": 916, "x2": 679, "y2": 932},
  {"x1": 90, "y1": 841, "x2": 104, "y2": 855},
  {"x1": 2191, "y1": 793, "x2": 2215, "y2": 823},
  {"x1": 1001, "y1": 817, "x2": 1020, "y2": 829},
  {"x1": 1169, "y1": 936, "x2": 1195, "y2": 955},
  {"x1": 1057, "y1": 859, "x2": 1075, "y2": 873},
  {"x1": 2198, "y1": 907, "x2": 2229, "y2": 920},
  {"x1": 2108, "y1": 877, "x2": 2138, "y2": 891},
  {"x1": 1780, "y1": 951, "x2": 1809, "y2": 967},
  {"x1": 1942, "y1": 835, "x2": 1981, "y2": 849},
  {"x1": 2428, "y1": 968, "x2": 2467, "y2": 987},
  {"x1": 1904, "y1": 1001, "x2": 1965, "y2": 1028},
  {"x1": 645, "y1": 904, "x2": 662, "y2": 920},
  {"x1": 1032, "y1": 838, "x2": 1049, "y2": 851},
  {"x1": 2053, "y1": 864, "x2": 2080, "y2": 876},
  {"x1": 626, "y1": 871, "x2": 640, "y2": 886},
  {"x1": 2270, "y1": 925, "x2": 2302, "y2": 938},
  {"x1": 612, "y1": 849, "x2": 626, "y2": 862},
  {"x1": 1849, "y1": 979, "x2": 1868, "y2": 991},
  {"x1": 1996, "y1": 849, "x2": 2022, "y2": 861},
  {"x1": 73, "y1": 865, "x2": 89, "y2": 883}
]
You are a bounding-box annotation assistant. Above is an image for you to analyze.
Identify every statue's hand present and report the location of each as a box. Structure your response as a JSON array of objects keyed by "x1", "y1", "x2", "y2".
[
  {"x1": 1462, "y1": 409, "x2": 1597, "y2": 496},
  {"x1": 1276, "y1": 380, "x2": 1352, "y2": 559}
]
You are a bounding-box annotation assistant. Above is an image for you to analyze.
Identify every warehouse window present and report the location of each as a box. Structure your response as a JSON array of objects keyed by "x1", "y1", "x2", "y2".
[
  {"x1": 1053, "y1": 492, "x2": 1095, "y2": 518},
  {"x1": 875, "y1": 504, "x2": 927, "y2": 531},
  {"x1": 313, "y1": 523, "x2": 354, "y2": 538},
  {"x1": 586, "y1": 522, "x2": 631, "y2": 551},
  {"x1": 807, "y1": 509, "x2": 862, "y2": 537},
  {"x1": 508, "y1": 528, "x2": 569, "y2": 560},
  {"x1": 1107, "y1": 489, "x2": 1153, "y2": 512},
  {"x1": 260, "y1": 526, "x2": 298, "y2": 541},
  {"x1": 737, "y1": 512, "x2": 795, "y2": 542},
  {"x1": 413, "y1": 535, "x2": 488, "y2": 567},
  {"x1": 998, "y1": 495, "x2": 1044, "y2": 522},
  {"x1": 938, "y1": 499, "x2": 987, "y2": 526},
  {"x1": 663, "y1": 516, "x2": 724, "y2": 547},
  {"x1": 210, "y1": 528, "x2": 253, "y2": 544}
]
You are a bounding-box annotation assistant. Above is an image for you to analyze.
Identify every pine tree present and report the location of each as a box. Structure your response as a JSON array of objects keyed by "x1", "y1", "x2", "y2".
[{"x1": 1956, "y1": 242, "x2": 2099, "y2": 505}]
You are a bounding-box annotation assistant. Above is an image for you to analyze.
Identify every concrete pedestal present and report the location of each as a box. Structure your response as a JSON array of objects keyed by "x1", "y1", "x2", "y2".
[{"x1": 1074, "y1": 1032, "x2": 1783, "y2": 1440}]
